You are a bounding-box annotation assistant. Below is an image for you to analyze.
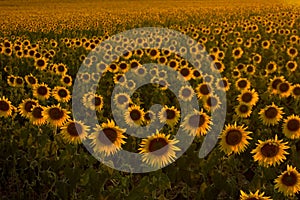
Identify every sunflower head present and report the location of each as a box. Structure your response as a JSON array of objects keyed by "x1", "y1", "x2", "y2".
[
  {"x1": 139, "y1": 131, "x2": 180, "y2": 168},
  {"x1": 251, "y1": 135, "x2": 289, "y2": 167},
  {"x1": 61, "y1": 120, "x2": 90, "y2": 144},
  {"x1": 219, "y1": 123, "x2": 252, "y2": 155},
  {"x1": 275, "y1": 165, "x2": 300, "y2": 197}
]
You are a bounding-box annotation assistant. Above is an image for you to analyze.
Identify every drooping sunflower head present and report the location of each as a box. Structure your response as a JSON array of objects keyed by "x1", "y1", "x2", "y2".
[
  {"x1": 60, "y1": 120, "x2": 90, "y2": 144},
  {"x1": 219, "y1": 123, "x2": 252, "y2": 155},
  {"x1": 138, "y1": 131, "x2": 180, "y2": 168},
  {"x1": 274, "y1": 165, "x2": 300, "y2": 197},
  {"x1": 251, "y1": 135, "x2": 289, "y2": 167},
  {"x1": 259, "y1": 102, "x2": 284, "y2": 126}
]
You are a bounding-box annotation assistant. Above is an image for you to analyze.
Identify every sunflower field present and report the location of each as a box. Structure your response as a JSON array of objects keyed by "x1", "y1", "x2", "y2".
[{"x1": 1, "y1": 0, "x2": 300, "y2": 199}]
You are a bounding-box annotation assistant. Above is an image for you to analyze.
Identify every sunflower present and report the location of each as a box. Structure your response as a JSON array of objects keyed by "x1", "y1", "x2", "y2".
[
  {"x1": 0, "y1": 97, "x2": 13, "y2": 118},
  {"x1": 181, "y1": 109, "x2": 212, "y2": 136},
  {"x1": 192, "y1": 69, "x2": 201, "y2": 80},
  {"x1": 83, "y1": 94, "x2": 104, "y2": 112},
  {"x1": 277, "y1": 81, "x2": 292, "y2": 98},
  {"x1": 196, "y1": 83, "x2": 213, "y2": 99},
  {"x1": 287, "y1": 47, "x2": 298, "y2": 58},
  {"x1": 203, "y1": 94, "x2": 221, "y2": 112},
  {"x1": 168, "y1": 59, "x2": 179, "y2": 70},
  {"x1": 291, "y1": 84, "x2": 300, "y2": 100},
  {"x1": 211, "y1": 60, "x2": 225, "y2": 73},
  {"x1": 237, "y1": 89, "x2": 259, "y2": 106},
  {"x1": 232, "y1": 69, "x2": 241, "y2": 79},
  {"x1": 90, "y1": 119, "x2": 127, "y2": 156},
  {"x1": 232, "y1": 47, "x2": 244, "y2": 60},
  {"x1": 157, "y1": 56, "x2": 168, "y2": 65},
  {"x1": 286, "y1": 60, "x2": 298, "y2": 72},
  {"x1": 265, "y1": 61, "x2": 277, "y2": 74},
  {"x1": 219, "y1": 123, "x2": 252, "y2": 155},
  {"x1": 118, "y1": 61, "x2": 129, "y2": 73},
  {"x1": 138, "y1": 131, "x2": 180, "y2": 168},
  {"x1": 60, "y1": 75, "x2": 72, "y2": 87},
  {"x1": 215, "y1": 77, "x2": 231, "y2": 91},
  {"x1": 24, "y1": 74, "x2": 38, "y2": 87},
  {"x1": 283, "y1": 115, "x2": 300, "y2": 139},
  {"x1": 259, "y1": 102, "x2": 284, "y2": 126},
  {"x1": 178, "y1": 85, "x2": 195, "y2": 102},
  {"x1": 134, "y1": 66, "x2": 147, "y2": 77},
  {"x1": 245, "y1": 64, "x2": 256, "y2": 75},
  {"x1": 52, "y1": 86, "x2": 71, "y2": 103},
  {"x1": 18, "y1": 98, "x2": 39, "y2": 119},
  {"x1": 252, "y1": 53, "x2": 262, "y2": 64},
  {"x1": 34, "y1": 57, "x2": 47, "y2": 70},
  {"x1": 144, "y1": 110, "x2": 156, "y2": 125},
  {"x1": 28, "y1": 105, "x2": 47, "y2": 126},
  {"x1": 55, "y1": 63, "x2": 68, "y2": 76},
  {"x1": 235, "y1": 103, "x2": 252, "y2": 118},
  {"x1": 113, "y1": 73, "x2": 126, "y2": 85},
  {"x1": 147, "y1": 48, "x2": 160, "y2": 60},
  {"x1": 261, "y1": 40, "x2": 271, "y2": 49},
  {"x1": 60, "y1": 120, "x2": 90, "y2": 144},
  {"x1": 251, "y1": 135, "x2": 289, "y2": 167},
  {"x1": 33, "y1": 83, "x2": 51, "y2": 101},
  {"x1": 43, "y1": 104, "x2": 70, "y2": 127},
  {"x1": 7, "y1": 75, "x2": 15, "y2": 87},
  {"x1": 239, "y1": 190, "x2": 271, "y2": 200},
  {"x1": 274, "y1": 165, "x2": 300, "y2": 197},
  {"x1": 13, "y1": 76, "x2": 24, "y2": 87},
  {"x1": 129, "y1": 59, "x2": 140, "y2": 70},
  {"x1": 108, "y1": 63, "x2": 118, "y2": 73},
  {"x1": 124, "y1": 105, "x2": 145, "y2": 127},
  {"x1": 268, "y1": 76, "x2": 285, "y2": 95},
  {"x1": 178, "y1": 66, "x2": 193, "y2": 81},
  {"x1": 113, "y1": 93, "x2": 131, "y2": 109},
  {"x1": 158, "y1": 105, "x2": 181, "y2": 127},
  {"x1": 203, "y1": 74, "x2": 214, "y2": 84},
  {"x1": 235, "y1": 78, "x2": 251, "y2": 91}
]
